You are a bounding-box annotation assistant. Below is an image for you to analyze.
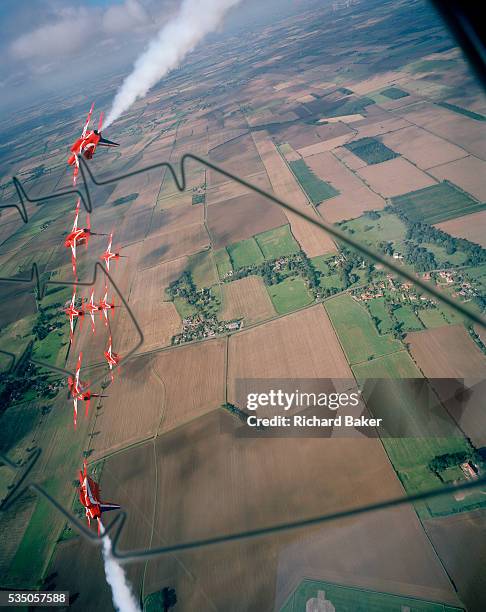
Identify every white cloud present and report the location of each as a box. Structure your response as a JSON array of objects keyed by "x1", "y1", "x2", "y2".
[
  {"x1": 9, "y1": 1, "x2": 153, "y2": 63},
  {"x1": 102, "y1": 0, "x2": 149, "y2": 34},
  {"x1": 10, "y1": 8, "x2": 91, "y2": 60}
]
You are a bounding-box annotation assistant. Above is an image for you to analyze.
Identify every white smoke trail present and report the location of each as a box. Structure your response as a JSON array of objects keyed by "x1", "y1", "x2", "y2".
[
  {"x1": 100, "y1": 523, "x2": 141, "y2": 612},
  {"x1": 104, "y1": 0, "x2": 242, "y2": 128}
]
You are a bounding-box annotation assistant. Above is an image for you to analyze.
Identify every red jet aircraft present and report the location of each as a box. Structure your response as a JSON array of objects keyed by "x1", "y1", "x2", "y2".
[
  {"x1": 100, "y1": 232, "x2": 125, "y2": 271},
  {"x1": 85, "y1": 289, "x2": 100, "y2": 333},
  {"x1": 65, "y1": 199, "x2": 104, "y2": 276},
  {"x1": 99, "y1": 289, "x2": 116, "y2": 325},
  {"x1": 68, "y1": 103, "x2": 119, "y2": 185},
  {"x1": 65, "y1": 289, "x2": 84, "y2": 342},
  {"x1": 68, "y1": 353, "x2": 105, "y2": 428},
  {"x1": 78, "y1": 461, "x2": 120, "y2": 534},
  {"x1": 104, "y1": 336, "x2": 120, "y2": 380}
]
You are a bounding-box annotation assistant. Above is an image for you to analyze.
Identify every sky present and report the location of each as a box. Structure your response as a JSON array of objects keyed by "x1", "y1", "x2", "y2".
[{"x1": 0, "y1": 0, "x2": 306, "y2": 114}]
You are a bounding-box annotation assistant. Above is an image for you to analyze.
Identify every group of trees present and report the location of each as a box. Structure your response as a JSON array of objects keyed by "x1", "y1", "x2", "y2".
[
  {"x1": 403, "y1": 242, "x2": 437, "y2": 272},
  {"x1": 228, "y1": 251, "x2": 322, "y2": 291},
  {"x1": 429, "y1": 450, "x2": 479, "y2": 474},
  {"x1": 392, "y1": 205, "x2": 486, "y2": 268},
  {"x1": 32, "y1": 306, "x2": 64, "y2": 341},
  {"x1": 167, "y1": 271, "x2": 219, "y2": 320}
]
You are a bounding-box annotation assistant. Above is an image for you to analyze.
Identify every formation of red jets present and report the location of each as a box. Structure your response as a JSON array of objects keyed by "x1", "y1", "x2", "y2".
[
  {"x1": 64, "y1": 104, "x2": 122, "y2": 529},
  {"x1": 64, "y1": 203, "x2": 123, "y2": 426}
]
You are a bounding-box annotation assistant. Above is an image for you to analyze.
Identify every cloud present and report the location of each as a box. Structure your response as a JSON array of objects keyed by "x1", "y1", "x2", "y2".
[
  {"x1": 9, "y1": 8, "x2": 91, "y2": 60},
  {"x1": 9, "y1": 1, "x2": 152, "y2": 62},
  {"x1": 102, "y1": 0, "x2": 149, "y2": 34}
]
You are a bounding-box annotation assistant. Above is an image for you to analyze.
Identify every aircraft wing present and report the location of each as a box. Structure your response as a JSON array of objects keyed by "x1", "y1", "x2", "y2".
[
  {"x1": 97, "y1": 134, "x2": 119, "y2": 147},
  {"x1": 82, "y1": 103, "x2": 94, "y2": 138},
  {"x1": 100, "y1": 502, "x2": 121, "y2": 513}
]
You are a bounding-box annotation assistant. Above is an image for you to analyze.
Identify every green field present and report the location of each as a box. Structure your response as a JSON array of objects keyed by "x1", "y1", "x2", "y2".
[
  {"x1": 310, "y1": 254, "x2": 335, "y2": 273},
  {"x1": 0, "y1": 401, "x2": 39, "y2": 460},
  {"x1": 326, "y1": 95, "x2": 376, "y2": 118},
  {"x1": 393, "y1": 305, "x2": 423, "y2": 332},
  {"x1": 380, "y1": 86, "x2": 410, "y2": 99},
  {"x1": 425, "y1": 242, "x2": 468, "y2": 267},
  {"x1": 267, "y1": 277, "x2": 313, "y2": 314},
  {"x1": 33, "y1": 328, "x2": 69, "y2": 368},
  {"x1": 417, "y1": 307, "x2": 448, "y2": 328},
  {"x1": 255, "y1": 224, "x2": 301, "y2": 260},
  {"x1": 214, "y1": 248, "x2": 233, "y2": 278},
  {"x1": 319, "y1": 273, "x2": 343, "y2": 291},
  {"x1": 438, "y1": 102, "x2": 486, "y2": 122},
  {"x1": 340, "y1": 211, "x2": 407, "y2": 248},
  {"x1": 325, "y1": 294, "x2": 402, "y2": 364},
  {"x1": 288, "y1": 159, "x2": 339, "y2": 204},
  {"x1": 391, "y1": 181, "x2": 486, "y2": 224},
  {"x1": 367, "y1": 297, "x2": 394, "y2": 334},
  {"x1": 187, "y1": 250, "x2": 218, "y2": 289},
  {"x1": 354, "y1": 363, "x2": 482, "y2": 518},
  {"x1": 112, "y1": 192, "x2": 138, "y2": 206},
  {"x1": 6, "y1": 389, "x2": 89, "y2": 587},
  {"x1": 281, "y1": 578, "x2": 464, "y2": 612},
  {"x1": 227, "y1": 238, "x2": 264, "y2": 269},
  {"x1": 344, "y1": 137, "x2": 398, "y2": 165},
  {"x1": 352, "y1": 350, "x2": 421, "y2": 379}
]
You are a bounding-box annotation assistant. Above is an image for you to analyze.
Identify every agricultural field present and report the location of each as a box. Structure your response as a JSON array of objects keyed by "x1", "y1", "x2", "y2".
[
  {"x1": 380, "y1": 125, "x2": 468, "y2": 171},
  {"x1": 407, "y1": 325, "x2": 486, "y2": 447},
  {"x1": 304, "y1": 150, "x2": 386, "y2": 222},
  {"x1": 140, "y1": 400, "x2": 459, "y2": 609},
  {"x1": 393, "y1": 101, "x2": 485, "y2": 159},
  {"x1": 227, "y1": 305, "x2": 353, "y2": 388},
  {"x1": 418, "y1": 307, "x2": 456, "y2": 329},
  {"x1": 380, "y1": 86, "x2": 410, "y2": 100},
  {"x1": 367, "y1": 297, "x2": 394, "y2": 334},
  {"x1": 266, "y1": 277, "x2": 314, "y2": 315},
  {"x1": 213, "y1": 247, "x2": 233, "y2": 278},
  {"x1": 354, "y1": 352, "x2": 482, "y2": 518},
  {"x1": 208, "y1": 132, "x2": 266, "y2": 185},
  {"x1": 425, "y1": 512, "x2": 486, "y2": 612},
  {"x1": 352, "y1": 350, "x2": 421, "y2": 379},
  {"x1": 340, "y1": 209, "x2": 407, "y2": 247},
  {"x1": 227, "y1": 237, "x2": 264, "y2": 268},
  {"x1": 254, "y1": 224, "x2": 300, "y2": 260},
  {"x1": 391, "y1": 181, "x2": 486, "y2": 224},
  {"x1": 344, "y1": 136, "x2": 399, "y2": 165},
  {"x1": 186, "y1": 250, "x2": 218, "y2": 289},
  {"x1": 437, "y1": 102, "x2": 486, "y2": 121},
  {"x1": 220, "y1": 275, "x2": 275, "y2": 324},
  {"x1": 428, "y1": 156, "x2": 486, "y2": 202},
  {"x1": 325, "y1": 294, "x2": 402, "y2": 364},
  {"x1": 393, "y1": 304, "x2": 424, "y2": 332},
  {"x1": 281, "y1": 578, "x2": 463, "y2": 612},
  {"x1": 288, "y1": 159, "x2": 339, "y2": 204},
  {"x1": 139, "y1": 224, "x2": 209, "y2": 269},
  {"x1": 207, "y1": 192, "x2": 287, "y2": 249},
  {"x1": 436, "y1": 210, "x2": 486, "y2": 248},
  {"x1": 252, "y1": 130, "x2": 337, "y2": 257},
  {"x1": 357, "y1": 157, "x2": 437, "y2": 198}
]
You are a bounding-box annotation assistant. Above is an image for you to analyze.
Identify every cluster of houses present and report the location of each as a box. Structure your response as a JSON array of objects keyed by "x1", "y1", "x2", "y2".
[
  {"x1": 352, "y1": 274, "x2": 437, "y2": 308},
  {"x1": 173, "y1": 315, "x2": 242, "y2": 344},
  {"x1": 424, "y1": 269, "x2": 479, "y2": 302},
  {"x1": 273, "y1": 256, "x2": 291, "y2": 272}
]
